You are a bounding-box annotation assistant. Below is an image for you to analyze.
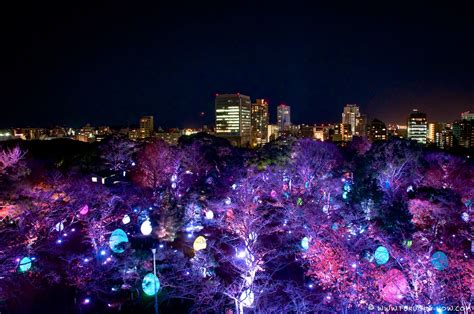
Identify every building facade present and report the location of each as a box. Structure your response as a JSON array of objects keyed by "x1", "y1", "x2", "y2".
[
  {"x1": 251, "y1": 99, "x2": 269, "y2": 147},
  {"x1": 453, "y1": 119, "x2": 473, "y2": 148},
  {"x1": 277, "y1": 104, "x2": 291, "y2": 131},
  {"x1": 368, "y1": 119, "x2": 388, "y2": 141},
  {"x1": 341, "y1": 104, "x2": 361, "y2": 136},
  {"x1": 215, "y1": 93, "x2": 252, "y2": 147},
  {"x1": 356, "y1": 114, "x2": 367, "y2": 137},
  {"x1": 407, "y1": 109, "x2": 427, "y2": 144},
  {"x1": 139, "y1": 116, "x2": 154, "y2": 139},
  {"x1": 333, "y1": 123, "x2": 352, "y2": 142}
]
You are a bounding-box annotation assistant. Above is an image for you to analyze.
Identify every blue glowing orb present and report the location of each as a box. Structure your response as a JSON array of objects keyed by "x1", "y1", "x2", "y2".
[
  {"x1": 374, "y1": 246, "x2": 390, "y2": 265},
  {"x1": 109, "y1": 229, "x2": 129, "y2": 253},
  {"x1": 18, "y1": 257, "x2": 32, "y2": 272},
  {"x1": 142, "y1": 273, "x2": 160, "y2": 296},
  {"x1": 301, "y1": 237, "x2": 309, "y2": 250},
  {"x1": 431, "y1": 251, "x2": 448, "y2": 271}
]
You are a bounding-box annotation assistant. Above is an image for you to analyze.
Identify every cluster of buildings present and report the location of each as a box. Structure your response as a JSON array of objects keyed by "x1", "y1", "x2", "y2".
[
  {"x1": 0, "y1": 119, "x2": 207, "y2": 145},
  {"x1": 405, "y1": 109, "x2": 474, "y2": 149},
  {"x1": 1, "y1": 92, "x2": 472, "y2": 151},
  {"x1": 213, "y1": 93, "x2": 473, "y2": 150}
]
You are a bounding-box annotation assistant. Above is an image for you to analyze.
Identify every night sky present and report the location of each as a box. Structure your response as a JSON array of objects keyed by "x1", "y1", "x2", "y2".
[{"x1": 1, "y1": 2, "x2": 473, "y2": 128}]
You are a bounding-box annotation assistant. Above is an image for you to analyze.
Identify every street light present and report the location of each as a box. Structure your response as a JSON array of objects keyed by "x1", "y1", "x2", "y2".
[{"x1": 151, "y1": 248, "x2": 158, "y2": 314}]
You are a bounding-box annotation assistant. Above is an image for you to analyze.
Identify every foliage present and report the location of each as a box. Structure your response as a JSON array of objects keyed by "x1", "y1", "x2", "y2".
[{"x1": 0, "y1": 138, "x2": 472, "y2": 313}]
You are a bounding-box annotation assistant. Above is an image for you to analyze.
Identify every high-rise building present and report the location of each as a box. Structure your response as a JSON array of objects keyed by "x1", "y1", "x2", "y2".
[
  {"x1": 333, "y1": 123, "x2": 352, "y2": 142},
  {"x1": 427, "y1": 123, "x2": 436, "y2": 143},
  {"x1": 428, "y1": 122, "x2": 450, "y2": 147},
  {"x1": 342, "y1": 104, "x2": 361, "y2": 136},
  {"x1": 453, "y1": 119, "x2": 473, "y2": 148},
  {"x1": 277, "y1": 104, "x2": 291, "y2": 131},
  {"x1": 368, "y1": 119, "x2": 388, "y2": 141},
  {"x1": 407, "y1": 109, "x2": 427, "y2": 145},
  {"x1": 251, "y1": 99, "x2": 269, "y2": 147},
  {"x1": 267, "y1": 124, "x2": 279, "y2": 142},
  {"x1": 139, "y1": 116, "x2": 154, "y2": 139},
  {"x1": 435, "y1": 127, "x2": 453, "y2": 149},
  {"x1": 356, "y1": 114, "x2": 367, "y2": 137},
  {"x1": 215, "y1": 93, "x2": 252, "y2": 147}
]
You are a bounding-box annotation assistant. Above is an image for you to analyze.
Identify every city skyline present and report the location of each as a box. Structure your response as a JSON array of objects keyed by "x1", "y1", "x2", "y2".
[
  {"x1": 0, "y1": 88, "x2": 472, "y2": 129},
  {"x1": 1, "y1": 3, "x2": 473, "y2": 128},
  {"x1": 0, "y1": 99, "x2": 471, "y2": 130}
]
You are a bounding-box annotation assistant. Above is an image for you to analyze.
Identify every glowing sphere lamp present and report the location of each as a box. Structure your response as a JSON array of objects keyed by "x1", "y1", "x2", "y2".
[
  {"x1": 431, "y1": 251, "x2": 448, "y2": 271},
  {"x1": 301, "y1": 237, "x2": 309, "y2": 250},
  {"x1": 141, "y1": 219, "x2": 152, "y2": 236},
  {"x1": 142, "y1": 273, "x2": 160, "y2": 296},
  {"x1": 109, "y1": 228, "x2": 129, "y2": 253},
  {"x1": 79, "y1": 205, "x2": 89, "y2": 215},
  {"x1": 122, "y1": 214, "x2": 131, "y2": 225},
  {"x1": 18, "y1": 257, "x2": 32, "y2": 272},
  {"x1": 55, "y1": 222, "x2": 64, "y2": 232},
  {"x1": 374, "y1": 246, "x2": 390, "y2": 265},
  {"x1": 193, "y1": 236, "x2": 207, "y2": 251},
  {"x1": 205, "y1": 210, "x2": 214, "y2": 220}
]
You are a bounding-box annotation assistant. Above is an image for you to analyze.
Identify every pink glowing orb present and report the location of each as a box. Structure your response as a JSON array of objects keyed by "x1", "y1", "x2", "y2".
[
  {"x1": 79, "y1": 205, "x2": 89, "y2": 215},
  {"x1": 379, "y1": 269, "x2": 409, "y2": 304}
]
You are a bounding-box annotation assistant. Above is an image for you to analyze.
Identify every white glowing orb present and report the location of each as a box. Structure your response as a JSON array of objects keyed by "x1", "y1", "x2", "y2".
[
  {"x1": 225, "y1": 197, "x2": 231, "y2": 205},
  {"x1": 239, "y1": 289, "x2": 254, "y2": 307},
  {"x1": 122, "y1": 214, "x2": 131, "y2": 225},
  {"x1": 55, "y1": 222, "x2": 64, "y2": 232},
  {"x1": 301, "y1": 237, "x2": 309, "y2": 250},
  {"x1": 205, "y1": 210, "x2": 214, "y2": 220},
  {"x1": 461, "y1": 212, "x2": 469, "y2": 222},
  {"x1": 140, "y1": 219, "x2": 152, "y2": 236}
]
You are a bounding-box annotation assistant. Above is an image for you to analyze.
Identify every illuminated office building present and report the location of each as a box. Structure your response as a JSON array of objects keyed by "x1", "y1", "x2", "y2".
[
  {"x1": 251, "y1": 99, "x2": 269, "y2": 147},
  {"x1": 139, "y1": 116, "x2": 154, "y2": 139},
  {"x1": 341, "y1": 104, "x2": 360, "y2": 136},
  {"x1": 407, "y1": 109, "x2": 427, "y2": 145},
  {"x1": 215, "y1": 93, "x2": 252, "y2": 147}
]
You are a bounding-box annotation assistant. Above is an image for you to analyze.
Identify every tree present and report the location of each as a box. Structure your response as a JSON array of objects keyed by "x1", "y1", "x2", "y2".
[
  {"x1": 100, "y1": 135, "x2": 137, "y2": 171},
  {"x1": 132, "y1": 140, "x2": 178, "y2": 190}
]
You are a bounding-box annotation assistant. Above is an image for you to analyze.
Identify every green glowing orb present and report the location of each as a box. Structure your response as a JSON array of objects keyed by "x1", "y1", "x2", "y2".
[
  {"x1": 431, "y1": 251, "x2": 448, "y2": 271},
  {"x1": 18, "y1": 257, "x2": 32, "y2": 272},
  {"x1": 142, "y1": 273, "x2": 160, "y2": 296},
  {"x1": 109, "y1": 228, "x2": 129, "y2": 253},
  {"x1": 374, "y1": 246, "x2": 390, "y2": 265}
]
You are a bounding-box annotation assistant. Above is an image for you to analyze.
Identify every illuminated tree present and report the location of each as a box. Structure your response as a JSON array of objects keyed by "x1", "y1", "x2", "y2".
[
  {"x1": 132, "y1": 140, "x2": 179, "y2": 190},
  {"x1": 100, "y1": 135, "x2": 137, "y2": 171}
]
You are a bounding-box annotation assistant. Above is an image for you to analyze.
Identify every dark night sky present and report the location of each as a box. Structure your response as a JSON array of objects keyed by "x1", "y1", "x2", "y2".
[{"x1": 1, "y1": 1, "x2": 473, "y2": 128}]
